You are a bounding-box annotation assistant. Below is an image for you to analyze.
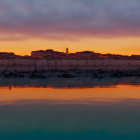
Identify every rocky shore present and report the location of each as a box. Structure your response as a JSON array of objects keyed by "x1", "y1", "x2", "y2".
[
  {"x1": 0, "y1": 59, "x2": 140, "y2": 80},
  {"x1": 0, "y1": 59, "x2": 140, "y2": 73}
]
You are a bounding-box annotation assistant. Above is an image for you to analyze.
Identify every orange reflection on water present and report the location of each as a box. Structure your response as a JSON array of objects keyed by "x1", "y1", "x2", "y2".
[{"x1": 0, "y1": 85, "x2": 139, "y2": 104}]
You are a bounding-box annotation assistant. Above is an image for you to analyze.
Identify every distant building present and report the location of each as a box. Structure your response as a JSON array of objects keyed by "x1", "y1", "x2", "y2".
[
  {"x1": 75, "y1": 51, "x2": 95, "y2": 58},
  {"x1": 31, "y1": 49, "x2": 65, "y2": 59},
  {"x1": 66, "y1": 48, "x2": 69, "y2": 56},
  {"x1": 131, "y1": 55, "x2": 140, "y2": 60},
  {"x1": 0, "y1": 52, "x2": 15, "y2": 59}
]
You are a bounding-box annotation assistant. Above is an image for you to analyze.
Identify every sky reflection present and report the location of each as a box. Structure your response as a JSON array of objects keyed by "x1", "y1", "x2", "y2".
[
  {"x1": 0, "y1": 84, "x2": 140, "y2": 140},
  {"x1": 0, "y1": 85, "x2": 139, "y2": 104}
]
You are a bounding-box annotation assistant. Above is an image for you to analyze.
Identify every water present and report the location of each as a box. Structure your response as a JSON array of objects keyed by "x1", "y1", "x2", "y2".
[{"x1": 0, "y1": 84, "x2": 140, "y2": 140}]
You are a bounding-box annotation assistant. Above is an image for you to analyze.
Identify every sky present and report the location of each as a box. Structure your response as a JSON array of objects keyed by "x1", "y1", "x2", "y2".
[{"x1": 0, "y1": 0, "x2": 140, "y2": 55}]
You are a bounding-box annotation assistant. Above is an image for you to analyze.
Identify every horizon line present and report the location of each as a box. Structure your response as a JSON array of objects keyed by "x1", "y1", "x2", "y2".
[{"x1": 0, "y1": 49, "x2": 139, "y2": 57}]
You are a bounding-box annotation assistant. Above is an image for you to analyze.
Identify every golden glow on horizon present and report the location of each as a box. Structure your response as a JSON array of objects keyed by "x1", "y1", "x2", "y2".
[{"x1": 0, "y1": 37, "x2": 140, "y2": 55}]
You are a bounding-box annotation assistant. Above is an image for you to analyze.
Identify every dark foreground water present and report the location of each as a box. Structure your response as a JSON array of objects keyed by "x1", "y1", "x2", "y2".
[{"x1": 0, "y1": 83, "x2": 140, "y2": 140}]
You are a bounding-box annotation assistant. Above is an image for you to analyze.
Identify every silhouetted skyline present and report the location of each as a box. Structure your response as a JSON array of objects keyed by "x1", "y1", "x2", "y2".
[{"x1": 0, "y1": 49, "x2": 140, "y2": 60}]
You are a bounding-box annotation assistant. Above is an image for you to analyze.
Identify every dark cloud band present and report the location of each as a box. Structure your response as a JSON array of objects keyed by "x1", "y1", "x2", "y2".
[{"x1": 0, "y1": 0, "x2": 140, "y2": 40}]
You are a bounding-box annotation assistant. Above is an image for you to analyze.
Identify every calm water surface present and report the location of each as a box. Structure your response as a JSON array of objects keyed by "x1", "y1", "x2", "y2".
[{"x1": 0, "y1": 85, "x2": 140, "y2": 140}]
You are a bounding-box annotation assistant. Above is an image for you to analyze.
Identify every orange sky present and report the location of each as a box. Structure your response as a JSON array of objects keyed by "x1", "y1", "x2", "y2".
[
  {"x1": 0, "y1": 37, "x2": 140, "y2": 56},
  {"x1": 0, "y1": 0, "x2": 140, "y2": 56}
]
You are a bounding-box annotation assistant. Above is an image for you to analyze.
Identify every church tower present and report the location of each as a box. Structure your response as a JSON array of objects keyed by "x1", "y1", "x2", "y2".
[{"x1": 66, "y1": 48, "x2": 69, "y2": 55}]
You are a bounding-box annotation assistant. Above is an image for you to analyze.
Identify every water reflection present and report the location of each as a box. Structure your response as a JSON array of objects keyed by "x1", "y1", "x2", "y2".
[
  {"x1": 0, "y1": 85, "x2": 140, "y2": 103},
  {"x1": 0, "y1": 77, "x2": 140, "y2": 89},
  {"x1": 0, "y1": 82, "x2": 140, "y2": 139}
]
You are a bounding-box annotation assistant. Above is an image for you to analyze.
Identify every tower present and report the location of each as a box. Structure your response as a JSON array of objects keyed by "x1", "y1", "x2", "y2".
[{"x1": 66, "y1": 48, "x2": 69, "y2": 55}]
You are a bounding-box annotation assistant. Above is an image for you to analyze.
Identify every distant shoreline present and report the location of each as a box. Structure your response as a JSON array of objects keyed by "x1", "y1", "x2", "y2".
[
  {"x1": 0, "y1": 59, "x2": 140, "y2": 73},
  {"x1": 1, "y1": 49, "x2": 140, "y2": 60}
]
